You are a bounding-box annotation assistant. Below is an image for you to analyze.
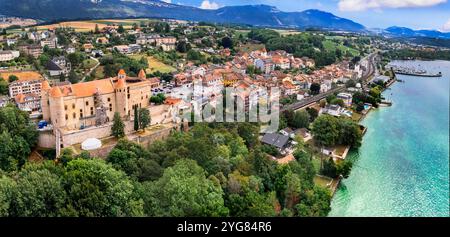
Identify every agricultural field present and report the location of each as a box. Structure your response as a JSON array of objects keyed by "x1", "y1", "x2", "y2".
[
  {"x1": 33, "y1": 18, "x2": 153, "y2": 32},
  {"x1": 237, "y1": 43, "x2": 265, "y2": 53},
  {"x1": 130, "y1": 54, "x2": 176, "y2": 74},
  {"x1": 274, "y1": 29, "x2": 302, "y2": 36}
]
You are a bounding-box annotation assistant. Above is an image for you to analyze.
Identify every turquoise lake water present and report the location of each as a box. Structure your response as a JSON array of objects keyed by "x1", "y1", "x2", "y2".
[{"x1": 329, "y1": 60, "x2": 450, "y2": 217}]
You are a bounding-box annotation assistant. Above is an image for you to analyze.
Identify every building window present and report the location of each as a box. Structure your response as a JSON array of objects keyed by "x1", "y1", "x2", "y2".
[
  {"x1": 86, "y1": 101, "x2": 89, "y2": 106},
  {"x1": 65, "y1": 114, "x2": 68, "y2": 120},
  {"x1": 108, "y1": 98, "x2": 111, "y2": 102},
  {"x1": 72, "y1": 104, "x2": 75, "y2": 109},
  {"x1": 80, "y1": 113, "x2": 83, "y2": 118},
  {"x1": 73, "y1": 113, "x2": 76, "y2": 119},
  {"x1": 64, "y1": 105, "x2": 67, "y2": 110}
]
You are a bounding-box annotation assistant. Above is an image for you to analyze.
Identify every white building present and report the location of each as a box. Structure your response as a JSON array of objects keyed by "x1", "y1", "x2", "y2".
[
  {"x1": 0, "y1": 50, "x2": 20, "y2": 62},
  {"x1": 337, "y1": 92, "x2": 353, "y2": 107}
]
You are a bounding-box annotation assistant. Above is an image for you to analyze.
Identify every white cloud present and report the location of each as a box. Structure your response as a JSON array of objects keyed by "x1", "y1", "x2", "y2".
[
  {"x1": 442, "y1": 19, "x2": 450, "y2": 32},
  {"x1": 200, "y1": 0, "x2": 220, "y2": 10},
  {"x1": 338, "y1": 0, "x2": 447, "y2": 11},
  {"x1": 161, "y1": 0, "x2": 171, "y2": 3}
]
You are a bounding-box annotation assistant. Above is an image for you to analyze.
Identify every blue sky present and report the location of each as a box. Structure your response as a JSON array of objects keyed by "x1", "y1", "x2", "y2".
[{"x1": 164, "y1": 0, "x2": 450, "y2": 31}]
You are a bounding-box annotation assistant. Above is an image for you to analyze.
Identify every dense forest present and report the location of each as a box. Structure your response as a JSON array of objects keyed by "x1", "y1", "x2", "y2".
[{"x1": 0, "y1": 105, "x2": 331, "y2": 217}]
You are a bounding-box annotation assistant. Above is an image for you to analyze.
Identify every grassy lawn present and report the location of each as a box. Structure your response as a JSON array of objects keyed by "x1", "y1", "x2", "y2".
[
  {"x1": 237, "y1": 43, "x2": 265, "y2": 53},
  {"x1": 81, "y1": 58, "x2": 98, "y2": 70},
  {"x1": 130, "y1": 54, "x2": 176, "y2": 74},
  {"x1": 351, "y1": 111, "x2": 363, "y2": 122},
  {"x1": 234, "y1": 30, "x2": 250, "y2": 38},
  {"x1": 312, "y1": 157, "x2": 322, "y2": 173},
  {"x1": 314, "y1": 175, "x2": 333, "y2": 188},
  {"x1": 323, "y1": 40, "x2": 359, "y2": 57},
  {"x1": 92, "y1": 66, "x2": 105, "y2": 79},
  {"x1": 334, "y1": 145, "x2": 348, "y2": 157}
]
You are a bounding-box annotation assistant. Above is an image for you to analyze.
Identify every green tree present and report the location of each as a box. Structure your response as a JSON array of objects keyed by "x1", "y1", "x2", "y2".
[
  {"x1": 117, "y1": 24, "x2": 125, "y2": 34},
  {"x1": 290, "y1": 110, "x2": 310, "y2": 129},
  {"x1": 68, "y1": 70, "x2": 79, "y2": 84},
  {"x1": 311, "y1": 115, "x2": 340, "y2": 147},
  {"x1": 141, "y1": 159, "x2": 229, "y2": 217},
  {"x1": 0, "y1": 77, "x2": 8, "y2": 95},
  {"x1": 221, "y1": 36, "x2": 233, "y2": 49},
  {"x1": 338, "y1": 119, "x2": 362, "y2": 148},
  {"x1": 94, "y1": 24, "x2": 100, "y2": 34},
  {"x1": 62, "y1": 159, "x2": 143, "y2": 217},
  {"x1": 139, "y1": 108, "x2": 151, "y2": 131},
  {"x1": 310, "y1": 83, "x2": 321, "y2": 95},
  {"x1": 295, "y1": 187, "x2": 331, "y2": 217},
  {"x1": 134, "y1": 106, "x2": 139, "y2": 131},
  {"x1": 0, "y1": 175, "x2": 15, "y2": 217},
  {"x1": 11, "y1": 167, "x2": 66, "y2": 217},
  {"x1": 8, "y1": 75, "x2": 18, "y2": 83},
  {"x1": 67, "y1": 52, "x2": 83, "y2": 67},
  {"x1": 306, "y1": 107, "x2": 319, "y2": 122},
  {"x1": 0, "y1": 105, "x2": 38, "y2": 171},
  {"x1": 111, "y1": 112, "x2": 125, "y2": 138},
  {"x1": 336, "y1": 160, "x2": 353, "y2": 179}
]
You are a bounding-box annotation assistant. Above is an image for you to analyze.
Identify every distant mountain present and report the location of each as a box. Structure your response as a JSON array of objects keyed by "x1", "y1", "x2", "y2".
[
  {"x1": 0, "y1": 0, "x2": 366, "y2": 32},
  {"x1": 385, "y1": 26, "x2": 450, "y2": 39}
]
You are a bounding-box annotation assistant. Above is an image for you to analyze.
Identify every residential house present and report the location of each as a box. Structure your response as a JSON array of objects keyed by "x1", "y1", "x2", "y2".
[
  {"x1": 96, "y1": 37, "x2": 109, "y2": 44},
  {"x1": 320, "y1": 104, "x2": 344, "y2": 117},
  {"x1": 261, "y1": 133, "x2": 290, "y2": 150},
  {"x1": 47, "y1": 56, "x2": 71, "y2": 77},
  {"x1": 83, "y1": 43, "x2": 94, "y2": 53}
]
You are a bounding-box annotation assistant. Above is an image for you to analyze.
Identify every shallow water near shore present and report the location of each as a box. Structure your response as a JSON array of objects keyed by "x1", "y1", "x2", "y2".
[{"x1": 329, "y1": 60, "x2": 450, "y2": 217}]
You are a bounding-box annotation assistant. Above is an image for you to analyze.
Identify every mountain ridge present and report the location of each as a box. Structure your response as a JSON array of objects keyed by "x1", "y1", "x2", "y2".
[
  {"x1": 384, "y1": 26, "x2": 450, "y2": 39},
  {"x1": 0, "y1": 0, "x2": 366, "y2": 32}
]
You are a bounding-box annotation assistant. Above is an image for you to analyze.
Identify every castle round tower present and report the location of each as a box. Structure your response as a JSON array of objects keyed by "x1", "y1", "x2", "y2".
[
  {"x1": 49, "y1": 86, "x2": 65, "y2": 128},
  {"x1": 41, "y1": 80, "x2": 52, "y2": 121},
  {"x1": 115, "y1": 69, "x2": 129, "y2": 118}
]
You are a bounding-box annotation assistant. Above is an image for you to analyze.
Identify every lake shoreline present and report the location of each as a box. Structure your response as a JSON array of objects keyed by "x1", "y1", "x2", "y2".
[{"x1": 329, "y1": 60, "x2": 450, "y2": 217}]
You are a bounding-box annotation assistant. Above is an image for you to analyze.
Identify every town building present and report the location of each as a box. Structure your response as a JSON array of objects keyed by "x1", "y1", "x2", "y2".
[
  {"x1": 14, "y1": 93, "x2": 40, "y2": 112},
  {"x1": 17, "y1": 44, "x2": 43, "y2": 58},
  {"x1": 0, "y1": 71, "x2": 45, "y2": 98},
  {"x1": 0, "y1": 50, "x2": 20, "y2": 62},
  {"x1": 40, "y1": 36, "x2": 58, "y2": 49}
]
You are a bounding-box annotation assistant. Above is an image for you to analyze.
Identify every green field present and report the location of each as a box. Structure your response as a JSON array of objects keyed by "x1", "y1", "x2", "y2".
[
  {"x1": 130, "y1": 54, "x2": 176, "y2": 74},
  {"x1": 323, "y1": 40, "x2": 360, "y2": 57}
]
